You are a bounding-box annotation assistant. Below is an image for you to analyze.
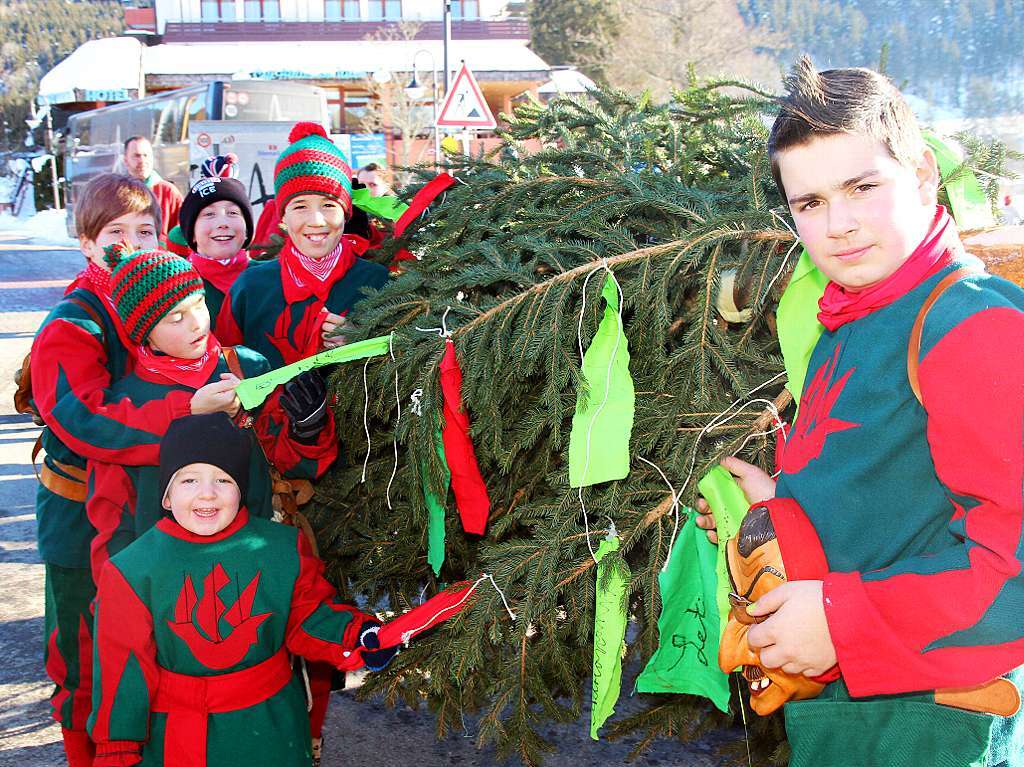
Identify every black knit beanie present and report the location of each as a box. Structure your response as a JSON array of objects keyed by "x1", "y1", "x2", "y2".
[
  {"x1": 159, "y1": 413, "x2": 251, "y2": 503},
  {"x1": 179, "y1": 176, "x2": 254, "y2": 251}
]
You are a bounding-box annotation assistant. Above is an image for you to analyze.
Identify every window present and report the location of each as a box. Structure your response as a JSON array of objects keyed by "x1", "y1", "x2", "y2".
[
  {"x1": 367, "y1": 0, "x2": 400, "y2": 21},
  {"x1": 200, "y1": 0, "x2": 236, "y2": 21},
  {"x1": 244, "y1": 0, "x2": 280, "y2": 21},
  {"x1": 325, "y1": 0, "x2": 359, "y2": 20},
  {"x1": 451, "y1": 0, "x2": 479, "y2": 19}
]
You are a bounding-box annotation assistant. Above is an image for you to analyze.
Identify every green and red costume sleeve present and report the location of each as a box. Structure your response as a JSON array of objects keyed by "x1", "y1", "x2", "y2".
[
  {"x1": 88, "y1": 563, "x2": 159, "y2": 766},
  {"x1": 86, "y1": 463, "x2": 139, "y2": 585},
  {"x1": 32, "y1": 291, "x2": 191, "y2": 466},
  {"x1": 285, "y1": 532, "x2": 372, "y2": 671},
  {"x1": 823, "y1": 291, "x2": 1024, "y2": 696}
]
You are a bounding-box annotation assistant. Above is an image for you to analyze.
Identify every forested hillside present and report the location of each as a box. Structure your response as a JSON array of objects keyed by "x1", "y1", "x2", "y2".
[{"x1": 0, "y1": 0, "x2": 123, "y2": 150}]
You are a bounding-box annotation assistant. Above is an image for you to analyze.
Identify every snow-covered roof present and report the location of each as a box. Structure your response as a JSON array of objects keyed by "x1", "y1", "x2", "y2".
[
  {"x1": 538, "y1": 67, "x2": 596, "y2": 95},
  {"x1": 143, "y1": 38, "x2": 549, "y2": 79},
  {"x1": 38, "y1": 37, "x2": 144, "y2": 105}
]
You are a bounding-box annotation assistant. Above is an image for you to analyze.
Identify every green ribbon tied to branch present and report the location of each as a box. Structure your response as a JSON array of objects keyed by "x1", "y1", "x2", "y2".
[
  {"x1": 590, "y1": 533, "x2": 629, "y2": 740},
  {"x1": 351, "y1": 188, "x2": 410, "y2": 222},
  {"x1": 569, "y1": 272, "x2": 635, "y2": 488},
  {"x1": 635, "y1": 510, "x2": 731, "y2": 712},
  {"x1": 235, "y1": 335, "x2": 393, "y2": 410},
  {"x1": 697, "y1": 466, "x2": 750, "y2": 633},
  {"x1": 423, "y1": 429, "x2": 450, "y2": 577}
]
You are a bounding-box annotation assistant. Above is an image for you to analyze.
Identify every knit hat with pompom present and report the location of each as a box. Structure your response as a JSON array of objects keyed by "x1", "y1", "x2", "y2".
[
  {"x1": 104, "y1": 243, "x2": 204, "y2": 344},
  {"x1": 165, "y1": 225, "x2": 191, "y2": 258},
  {"x1": 274, "y1": 121, "x2": 352, "y2": 213}
]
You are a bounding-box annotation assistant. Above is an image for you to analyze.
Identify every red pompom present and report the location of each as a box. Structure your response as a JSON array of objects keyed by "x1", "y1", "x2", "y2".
[
  {"x1": 288, "y1": 121, "x2": 328, "y2": 143},
  {"x1": 224, "y1": 152, "x2": 239, "y2": 165}
]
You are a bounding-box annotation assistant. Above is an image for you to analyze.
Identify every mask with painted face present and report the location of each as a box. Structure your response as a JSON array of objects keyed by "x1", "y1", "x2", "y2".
[{"x1": 718, "y1": 502, "x2": 831, "y2": 715}]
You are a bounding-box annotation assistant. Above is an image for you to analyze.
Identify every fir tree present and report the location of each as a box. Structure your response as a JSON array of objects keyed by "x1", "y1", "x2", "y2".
[{"x1": 309, "y1": 83, "x2": 1013, "y2": 766}]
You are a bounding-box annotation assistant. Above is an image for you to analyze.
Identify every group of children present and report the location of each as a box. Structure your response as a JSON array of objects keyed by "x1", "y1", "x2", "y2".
[
  {"x1": 31, "y1": 121, "x2": 390, "y2": 767},
  {"x1": 30, "y1": 59, "x2": 1024, "y2": 767}
]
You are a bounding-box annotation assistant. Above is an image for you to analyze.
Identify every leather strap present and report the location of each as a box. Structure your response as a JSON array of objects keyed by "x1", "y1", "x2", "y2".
[
  {"x1": 935, "y1": 677, "x2": 1022, "y2": 717},
  {"x1": 907, "y1": 267, "x2": 976, "y2": 405},
  {"x1": 222, "y1": 346, "x2": 244, "y2": 380},
  {"x1": 40, "y1": 460, "x2": 88, "y2": 503}
]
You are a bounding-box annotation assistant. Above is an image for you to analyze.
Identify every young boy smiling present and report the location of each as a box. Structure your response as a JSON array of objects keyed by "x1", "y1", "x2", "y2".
[
  {"x1": 699, "y1": 58, "x2": 1024, "y2": 765},
  {"x1": 86, "y1": 244, "x2": 338, "y2": 584},
  {"x1": 88, "y1": 413, "x2": 394, "y2": 767}
]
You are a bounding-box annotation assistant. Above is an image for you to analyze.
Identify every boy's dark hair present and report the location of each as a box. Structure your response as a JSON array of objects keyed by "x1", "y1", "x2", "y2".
[
  {"x1": 75, "y1": 173, "x2": 161, "y2": 242},
  {"x1": 124, "y1": 135, "x2": 149, "y2": 153},
  {"x1": 768, "y1": 56, "x2": 926, "y2": 198}
]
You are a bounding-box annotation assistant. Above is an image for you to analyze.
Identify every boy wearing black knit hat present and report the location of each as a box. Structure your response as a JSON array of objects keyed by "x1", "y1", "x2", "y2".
[
  {"x1": 88, "y1": 413, "x2": 395, "y2": 767},
  {"x1": 85, "y1": 243, "x2": 337, "y2": 586}
]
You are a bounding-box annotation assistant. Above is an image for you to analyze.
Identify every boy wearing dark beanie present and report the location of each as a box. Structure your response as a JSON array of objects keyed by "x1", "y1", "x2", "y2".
[
  {"x1": 86, "y1": 244, "x2": 338, "y2": 586},
  {"x1": 88, "y1": 413, "x2": 395, "y2": 767},
  {"x1": 215, "y1": 122, "x2": 389, "y2": 367}
]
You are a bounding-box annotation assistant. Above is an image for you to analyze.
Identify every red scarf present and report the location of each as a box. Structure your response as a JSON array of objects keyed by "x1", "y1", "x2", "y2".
[
  {"x1": 279, "y1": 235, "x2": 366, "y2": 304},
  {"x1": 189, "y1": 250, "x2": 249, "y2": 293},
  {"x1": 83, "y1": 262, "x2": 113, "y2": 299},
  {"x1": 817, "y1": 206, "x2": 961, "y2": 331},
  {"x1": 135, "y1": 332, "x2": 223, "y2": 389}
]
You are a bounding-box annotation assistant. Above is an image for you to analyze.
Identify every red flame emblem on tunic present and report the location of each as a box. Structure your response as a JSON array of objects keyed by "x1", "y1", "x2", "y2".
[
  {"x1": 781, "y1": 344, "x2": 860, "y2": 474},
  {"x1": 168, "y1": 564, "x2": 271, "y2": 670}
]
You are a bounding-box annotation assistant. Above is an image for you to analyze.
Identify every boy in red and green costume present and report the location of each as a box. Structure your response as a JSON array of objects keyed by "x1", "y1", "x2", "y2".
[
  {"x1": 215, "y1": 122, "x2": 389, "y2": 367},
  {"x1": 30, "y1": 174, "x2": 239, "y2": 766},
  {"x1": 88, "y1": 414, "x2": 395, "y2": 767},
  {"x1": 87, "y1": 244, "x2": 337, "y2": 584},
  {"x1": 698, "y1": 60, "x2": 1024, "y2": 765}
]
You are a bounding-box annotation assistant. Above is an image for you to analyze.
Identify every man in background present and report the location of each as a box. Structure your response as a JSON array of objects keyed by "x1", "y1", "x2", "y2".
[{"x1": 123, "y1": 136, "x2": 183, "y2": 237}]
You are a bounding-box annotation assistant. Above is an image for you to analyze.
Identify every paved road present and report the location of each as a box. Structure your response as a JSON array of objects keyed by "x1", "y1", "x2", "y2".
[{"x1": 0, "y1": 235, "x2": 725, "y2": 767}]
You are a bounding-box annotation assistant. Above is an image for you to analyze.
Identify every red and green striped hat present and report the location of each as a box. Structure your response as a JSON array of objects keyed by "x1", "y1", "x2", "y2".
[
  {"x1": 274, "y1": 121, "x2": 352, "y2": 213},
  {"x1": 104, "y1": 243, "x2": 204, "y2": 345}
]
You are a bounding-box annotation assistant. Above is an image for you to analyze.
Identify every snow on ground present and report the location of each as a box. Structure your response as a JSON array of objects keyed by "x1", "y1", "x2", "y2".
[{"x1": 0, "y1": 208, "x2": 76, "y2": 247}]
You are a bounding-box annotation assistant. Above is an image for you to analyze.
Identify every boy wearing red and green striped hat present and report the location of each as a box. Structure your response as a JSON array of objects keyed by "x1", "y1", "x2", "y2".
[
  {"x1": 86, "y1": 244, "x2": 338, "y2": 585},
  {"x1": 215, "y1": 122, "x2": 389, "y2": 368}
]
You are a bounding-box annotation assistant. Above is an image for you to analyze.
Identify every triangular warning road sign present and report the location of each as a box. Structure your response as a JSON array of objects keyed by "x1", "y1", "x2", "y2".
[{"x1": 436, "y1": 62, "x2": 497, "y2": 130}]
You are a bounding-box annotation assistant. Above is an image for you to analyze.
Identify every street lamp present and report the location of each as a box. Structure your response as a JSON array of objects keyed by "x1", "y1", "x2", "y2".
[{"x1": 405, "y1": 49, "x2": 440, "y2": 166}]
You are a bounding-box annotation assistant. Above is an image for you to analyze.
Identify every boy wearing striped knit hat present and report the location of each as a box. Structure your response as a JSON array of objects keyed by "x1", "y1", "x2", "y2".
[
  {"x1": 215, "y1": 122, "x2": 389, "y2": 368},
  {"x1": 85, "y1": 243, "x2": 338, "y2": 588}
]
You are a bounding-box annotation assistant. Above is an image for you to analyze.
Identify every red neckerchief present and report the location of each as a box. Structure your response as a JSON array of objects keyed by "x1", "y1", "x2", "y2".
[
  {"x1": 817, "y1": 206, "x2": 960, "y2": 331},
  {"x1": 189, "y1": 250, "x2": 249, "y2": 293},
  {"x1": 83, "y1": 262, "x2": 113, "y2": 298},
  {"x1": 279, "y1": 235, "x2": 366, "y2": 304},
  {"x1": 134, "y1": 332, "x2": 223, "y2": 389},
  {"x1": 157, "y1": 507, "x2": 249, "y2": 542}
]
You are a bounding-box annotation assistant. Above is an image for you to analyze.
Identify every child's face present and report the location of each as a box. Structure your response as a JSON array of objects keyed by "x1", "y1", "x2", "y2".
[
  {"x1": 194, "y1": 200, "x2": 246, "y2": 260},
  {"x1": 162, "y1": 462, "x2": 241, "y2": 536},
  {"x1": 146, "y1": 293, "x2": 211, "y2": 359},
  {"x1": 80, "y1": 212, "x2": 159, "y2": 270},
  {"x1": 282, "y1": 194, "x2": 346, "y2": 260},
  {"x1": 777, "y1": 132, "x2": 938, "y2": 291}
]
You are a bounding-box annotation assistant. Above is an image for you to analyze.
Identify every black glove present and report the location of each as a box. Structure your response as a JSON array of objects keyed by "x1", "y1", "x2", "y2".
[
  {"x1": 279, "y1": 370, "x2": 328, "y2": 444},
  {"x1": 358, "y1": 621, "x2": 398, "y2": 672}
]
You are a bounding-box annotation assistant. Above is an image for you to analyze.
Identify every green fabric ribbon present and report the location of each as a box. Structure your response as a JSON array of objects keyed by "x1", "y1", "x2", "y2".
[
  {"x1": 569, "y1": 273, "x2": 635, "y2": 488},
  {"x1": 697, "y1": 466, "x2": 750, "y2": 632},
  {"x1": 590, "y1": 534, "x2": 629, "y2": 740},
  {"x1": 776, "y1": 248, "x2": 828, "y2": 404},
  {"x1": 235, "y1": 335, "x2": 392, "y2": 409},
  {"x1": 924, "y1": 132, "x2": 994, "y2": 230},
  {"x1": 635, "y1": 510, "x2": 731, "y2": 712},
  {"x1": 424, "y1": 429, "x2": 450, "y2": 577},
  {"x1": 351, "y1": 188, "x2": 410, "y2": 222}
]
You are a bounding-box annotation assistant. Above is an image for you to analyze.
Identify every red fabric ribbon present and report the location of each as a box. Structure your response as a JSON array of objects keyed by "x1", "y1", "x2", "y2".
[
  {"x1": 376, "y1": 582, "x2": 475, "y2": 649},
  {"x1": 134, "y1": 333, "x2": 223, "y2": 389},
  {"x1": 189, "y1": 250, "x2": 249, "y2": 293},
  {"x1": 817, "y1": 206, "x2": 959, "y2": 331},
  {"x1": 439, "y1": 339, "x2": 491, "y2": 535},
  {"x1": 391, "y1": 173, "x2": 457, "y2": 267},
  {"x1": 279, "y1": 235, "x2": 367, "y2": 304}
]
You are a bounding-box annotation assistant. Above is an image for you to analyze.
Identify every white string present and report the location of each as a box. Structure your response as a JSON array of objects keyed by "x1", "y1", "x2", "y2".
[
  {"x1": 575, "y1": 261, "x2": 623, "y2": 565},
  {"x1": 386, "y1": 333, "x2": 400, "y2": 510},
  {"x1": 414, "y1": 305, "x2": 452, "y2": 337},
  {"x1": 360, "y1": 357, "x2": 371, "y2": 483},
  {"x1": 637, "y1": 456, "x2": 682, "y2": 573},
  {"x1": 300, "y1": 657, "x2": 313, "y2": 712},
  {"x1": 409, "y1": 388, "x2": 423, "y2": 416},
  {"x1": 763, "y1": 209, "x2": 802, "y2": 300},
  {"x1": 398, "y1": 573, "x2": 517, "y2": 646}
]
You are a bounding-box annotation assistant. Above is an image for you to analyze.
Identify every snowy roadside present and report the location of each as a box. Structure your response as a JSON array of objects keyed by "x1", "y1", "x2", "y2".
[{"x1": 0, "y1": 209, "x2": 77, "y2": 248}]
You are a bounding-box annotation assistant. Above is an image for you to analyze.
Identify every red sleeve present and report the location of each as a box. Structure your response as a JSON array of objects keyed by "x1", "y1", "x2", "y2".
[
  {"x1": 824, "y1": 306, "x2": 1024, "y2": 696},
  {"x1": 214, "y1": 290, "x2": 244, "y2": 348},
  {"x1": 284, "y1": 532, "x2": 372, "y2": 671},
  {"x1": 31, "y1": 313, "x2": 192, "y2": 466},
  {"x1": 89, "y1": 563, "x2": 158, "y2": 753},
  {"x1": 251, "y1": 387, "x2": 338, "y2": 479},
  {"x1": 86, "y1": 463, "x2": 138, "y2": 584}
]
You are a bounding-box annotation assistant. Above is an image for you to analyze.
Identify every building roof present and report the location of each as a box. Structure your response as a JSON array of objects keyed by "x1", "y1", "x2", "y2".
[
  {"x1": 538, "y1": 67, "x2": 597, "y2": 95},
  {"x1": 38, "y1": 35, "x2": 549, "y2": 104}
]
